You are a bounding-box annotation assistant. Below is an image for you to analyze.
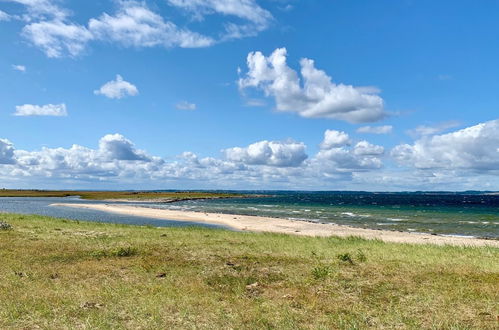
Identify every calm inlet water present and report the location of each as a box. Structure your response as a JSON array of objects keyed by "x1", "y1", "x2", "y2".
[
  {"x1": 147, "y1": 192, "x2": 499, "y2": 239},
  {"x1": 0, "y1": 197, "x2": 224, "y2": 229},
  {"x1": 0, "y1": 192, "x2": 498, "y2": 239}
]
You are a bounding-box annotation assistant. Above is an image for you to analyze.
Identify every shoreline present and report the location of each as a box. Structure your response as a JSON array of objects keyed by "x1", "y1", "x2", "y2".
[{"x1": 50, "y1": 203, "x2": 499, "y2": 247}]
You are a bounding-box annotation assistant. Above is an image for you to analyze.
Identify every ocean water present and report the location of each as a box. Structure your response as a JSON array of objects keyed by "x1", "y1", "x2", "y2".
[
  {"x1": 0, "y1": 192, "x2": 498, "y2": 239},
  {"x1": 147, "y1": 191, "x2": 499, "y2": 239}
]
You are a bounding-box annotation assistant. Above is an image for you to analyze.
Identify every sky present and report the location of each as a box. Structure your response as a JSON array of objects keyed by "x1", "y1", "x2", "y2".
[{"x1": 0, "y1": 0, "x2": 498, "y2": 191}]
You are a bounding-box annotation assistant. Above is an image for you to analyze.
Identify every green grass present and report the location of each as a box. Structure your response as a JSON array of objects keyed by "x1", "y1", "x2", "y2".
[
  {"x1": 0, "y1": 189, "x2": 242, "y2": 201},
  {"x1": 0, "y1": 213, "x2": 498, "y2": 329}
]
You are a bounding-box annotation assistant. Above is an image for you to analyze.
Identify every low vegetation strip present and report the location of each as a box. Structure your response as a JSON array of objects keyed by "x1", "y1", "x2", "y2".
[
  {"x1": 0, "y1": 189, "x2": 242, "y2": 201},
  {"x1": 0, "y1": 213, "x2": 498, "y2": 329}
]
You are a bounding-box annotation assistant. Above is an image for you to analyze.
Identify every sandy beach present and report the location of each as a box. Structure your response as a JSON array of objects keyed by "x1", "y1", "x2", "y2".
[{"x1": 51, "y1": 203, "x2": 499, "y2": 247}]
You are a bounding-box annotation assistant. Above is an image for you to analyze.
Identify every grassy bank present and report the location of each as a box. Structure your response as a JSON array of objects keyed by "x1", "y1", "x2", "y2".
[
  {"x1": 0, "y1": 189, "x2": 242, "y2": 201},
  {"x1": 0, "y1": 213, "x2": 498, "y2": 329}
]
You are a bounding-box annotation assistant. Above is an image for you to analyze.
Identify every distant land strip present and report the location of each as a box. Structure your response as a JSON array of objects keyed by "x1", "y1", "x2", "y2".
[{"x1": 0, "y1": 189, "x2": 247, "y2": 202}]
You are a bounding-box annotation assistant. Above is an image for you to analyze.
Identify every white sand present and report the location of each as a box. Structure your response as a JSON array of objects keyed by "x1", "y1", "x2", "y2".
[{"x1": 51, "y1": 203, "x2": 499, "y2": 247}]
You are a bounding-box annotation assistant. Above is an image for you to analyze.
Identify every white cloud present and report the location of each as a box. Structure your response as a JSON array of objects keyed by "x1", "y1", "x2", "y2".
[
  {"x1": 14, "y1": 103, "x2": 67, "y2": 116},
  {"x1": 357, "y1": 125, "x2": 392, "y2": 134},
  {"x1": 1, "y1": 123, "x2": 497, "y2": 190},
  {"x1": 392, "y1": 119, "x2": 499, "y2": 172},
  {"x1": 7, "y1": 0, "x2": 274, "y2": 58},
  {"x1": 224, "y1": 140, "x2": 307, "y2": 167},
  {"x1": 99, "y1": 134, "x2": 150, "y2": 161},
  {"x1": 176, "y1": 101, "x2": 197, "y2": 110},
  {"x1": 353, "y1": 141, "x2": 384, "y2": 156},
  {"x1": 4, "y1": 0, "x2": 68, "y2": 21},
  {"x1": 166, "y1": 0, "x2": 273, "y2": 39},
  {"x1": 0, "y1": 139, "x2": 16, "y2": 164},
  {"x1": 94, "y1": 75, "x2": 139, "y2": 99},
  {"x1": 0, "y1": 10, "x2": 10, "y2": 21},
  {"x1": 407, "y1": 121, "x2": 460, "y2": 138},
  {"x1": 320, "y1": 130, "x2": 351, "y2": 149},
  {"x1": 22, "y1": 20, "x2": 92, "y2": 58},
  {"x1": 315, "y1": 131, "x2": 384, "y2": 171},
  {"x1": 238, "y1": 48, "x2": 387, "y2": 123},
  {"x1": 88, "y1": 2, "x2": 214, "y2": 49},
  {"x1": 12, "y1": 64, "x2": 26, "y2": 72}
]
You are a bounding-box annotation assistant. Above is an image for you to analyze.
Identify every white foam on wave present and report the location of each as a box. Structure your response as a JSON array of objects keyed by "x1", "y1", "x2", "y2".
[{"x1": 387, "y1": 218, "x2": 405, "y2": 222}]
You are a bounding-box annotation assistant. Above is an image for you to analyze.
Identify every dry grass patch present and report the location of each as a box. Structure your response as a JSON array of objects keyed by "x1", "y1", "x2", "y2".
[{"x1": 0, "y1": 213, "x2": 498, "y2": 329}]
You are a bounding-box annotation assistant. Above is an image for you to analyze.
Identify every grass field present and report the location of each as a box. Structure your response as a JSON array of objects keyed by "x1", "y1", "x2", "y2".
[
  {"x1": 0, "y1": 213, "x2": 498, "y2": 329},
  {"x1": 0, "y1": 189, "x2": 241, "y2": 201}
]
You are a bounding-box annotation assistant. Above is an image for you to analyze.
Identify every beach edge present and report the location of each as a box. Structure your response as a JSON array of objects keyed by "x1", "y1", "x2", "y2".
[{"x1": 50, "y1": 203, "x2": 499, "y2": 247}]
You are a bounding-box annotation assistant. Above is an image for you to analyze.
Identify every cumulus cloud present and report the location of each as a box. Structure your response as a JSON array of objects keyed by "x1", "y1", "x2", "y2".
[
  {"x1": 0, "y1": 139, "x2": 16, "y2": 164},
  {"x1": 12, "y1": 64, "x2": 26, "y2": 72},
  {"x1": 14, "y1": 103, "x2": 67, "y2": 116},
  {"x1": 357, "y1": 125, "x2": 392, "y2": 134},
  {"x1": 392, "y1": 119, "x2": 499, "y2": 172},
  {"x1": 3, "y1": 124, "x2": 496, "y2": 190},
  {"x1": 315, "y1": 130, "x2": 384, "y2": 171},
  {"x1": 88, "y1": 2, "x2": 214, "y2": 49},
  {"x1": 238, "y1": 48, "x2": 387, "y2": 123},
  {"x1": 224, "y1": 140, "x2": 307, "y2": 167},
  {"x1": 320, "y1": 130, "x2": 351, "y2": 149},
  {"x1": 353, "y1": 141, "x2": 384, "y2": 156},
  {"x1": 94, "y1": 75, "x2": 139, "y2": 99},
  {"x1": 176, "y1": 101, "x2": 197, "y2": 110},
  {"x1": 98, "y1": 134, "x2": 150, "y2": 161}
]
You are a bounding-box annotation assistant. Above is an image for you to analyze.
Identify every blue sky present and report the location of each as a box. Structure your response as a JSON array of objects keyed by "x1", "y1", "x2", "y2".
[{"x1": 0, "y1": 0, "x2": 498, "y2": 190}]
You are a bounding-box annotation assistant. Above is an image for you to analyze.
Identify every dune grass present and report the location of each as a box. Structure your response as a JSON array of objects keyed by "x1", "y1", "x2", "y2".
[
  {"x1": 0, "y1": 189, "x2": 241, "y2": 201},
  {"x1": 0, "y1": 213, "x2": 498, "y2": 329}
]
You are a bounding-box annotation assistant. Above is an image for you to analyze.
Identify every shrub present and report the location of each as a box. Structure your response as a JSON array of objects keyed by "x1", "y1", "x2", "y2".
[
  {"x1": 311, "y1": 265, "x2": 331, "y2": 280},
  {"x1": 337, "y1": 253, "x2": 354, "y2": 264},
  {"x1": 356, "y1": 250, "x2": 367, "y2": 262},
  {"x1": 0, "y1": 221, "x2": 13, "y2": 231},
  {"x1": 113, "y1": 246, "x2": 138, "y2": 257}
]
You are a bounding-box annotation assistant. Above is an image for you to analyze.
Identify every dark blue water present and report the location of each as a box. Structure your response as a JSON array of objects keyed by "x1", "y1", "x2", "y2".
[
  {"x1": 148, "y1": 191, "x2": 499, "y2": 239},
  {"x1": 0, "y1": 197, "x2": 225, "y2": 229}
]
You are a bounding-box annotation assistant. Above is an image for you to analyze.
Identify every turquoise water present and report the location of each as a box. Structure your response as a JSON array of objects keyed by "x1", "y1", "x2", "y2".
[{"x1": 147, "y1": 192, "x2": 499, "y2": 239}]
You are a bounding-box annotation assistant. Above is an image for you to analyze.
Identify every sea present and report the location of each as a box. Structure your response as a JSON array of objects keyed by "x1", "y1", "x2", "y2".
[{"x1": 0, "y1": 191, "x2": 498, "y2": 239}]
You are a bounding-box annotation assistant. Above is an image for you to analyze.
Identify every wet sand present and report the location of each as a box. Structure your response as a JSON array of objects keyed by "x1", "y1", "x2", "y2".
[{"x1": 51, "y1": 203, "x2": 499, "y2": 247}]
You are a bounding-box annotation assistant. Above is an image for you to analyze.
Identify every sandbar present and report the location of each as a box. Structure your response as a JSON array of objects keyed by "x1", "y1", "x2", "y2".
[{"x1": 51, "y1": 203, "x2": 499, "y2": 247}]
